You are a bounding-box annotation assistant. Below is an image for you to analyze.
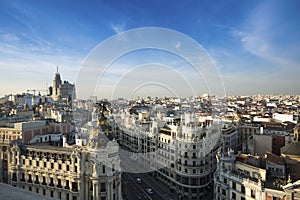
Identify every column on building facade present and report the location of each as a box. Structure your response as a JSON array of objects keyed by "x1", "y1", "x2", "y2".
[
  {"x1": 0, "y1": 149, "x2": 3, "y2": 182},
  {"x1": 12, "y1": 151, "x2": 16, "y2": 166},
  {"x1": 118, "y1": 180, "x2": 122, "y2": 200},
  {"x1": 107, "y1": 181, "x2": 111, "y2": 200},
  {"x1": 84, "y1": 176, "x2": 89, "y2": 200},
  {"x1": 93, "y1": 180, "x2": 98, "y2": 200},
  {"x1": 61, "y1": 190, "x2": 66, "y2": 200}
]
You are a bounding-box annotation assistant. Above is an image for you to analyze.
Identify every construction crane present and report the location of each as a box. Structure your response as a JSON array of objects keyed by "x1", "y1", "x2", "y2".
[{"x1": 27, "y1": 89, "x2": 48, "y2": 96}]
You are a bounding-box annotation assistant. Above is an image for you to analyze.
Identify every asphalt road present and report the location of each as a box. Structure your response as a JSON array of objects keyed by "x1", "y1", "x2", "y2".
[
  {"x1": 119, "y1": 150, "x2": 213, "y2": 200},
  {"x1": 122, "y1": 172, "x2": 178, "y2": 200}
]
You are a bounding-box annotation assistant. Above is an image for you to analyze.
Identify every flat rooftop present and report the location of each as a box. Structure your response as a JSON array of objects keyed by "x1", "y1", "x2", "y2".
[{"x1": 0, "y1": 183, "x2": 56, "y2": 200}]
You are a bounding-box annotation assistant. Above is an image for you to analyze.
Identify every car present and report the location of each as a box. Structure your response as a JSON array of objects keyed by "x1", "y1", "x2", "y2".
[
  {"x1": 145, "y1": 188, "x2": 153, "y2": 194},
  {"x1": 136, "y1": 177, "x2": 142, "y2": 184}
]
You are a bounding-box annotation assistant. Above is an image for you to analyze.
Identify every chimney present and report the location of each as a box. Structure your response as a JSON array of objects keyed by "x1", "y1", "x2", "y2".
[{"x1": 63, "y1": 134, "x2": 67, "y2": 147}]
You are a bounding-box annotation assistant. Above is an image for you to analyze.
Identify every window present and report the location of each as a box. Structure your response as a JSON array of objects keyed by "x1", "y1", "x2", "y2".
[
  {"x1": 58, "y1": 179, "x2": 62, "y2": 188},
  {"x1": 193, "y1": 153, "x2": 196, "y2": 158},
  {"x1": 100, "y1": 182, "x2": 106, "y2": 192},
  {"x1": 44, "y1": 162, "x2": 46, "y2": 167},
  {"x1": 21, "y1": 173, "x2": 25, "y2": 181},
  {"x1": 184, "y1": 152, "x2": 188, "y2": 158},
  {"x1": 72, "y1": 182, "x2": 78, "y2": 192},
  {"x1": 193, "y1": 145, "x2": 196, "y2": 149},
  {"x1": 241, "y1": 185, "x2": 245, "y2": 193},
  {"x1": 35, "y1": 175, "x2": 39, "y2": 184},
  {"x1": 232, "y1": 192, "x2": 236, "y2": 200},
  {"x1": 50, "y1": 178, "x2": 54, "y2": 186},
  {"x1": 51, "y1": 191, "x2": 53, "y2": 197},
  {"x1": 28, "y1": 174, "x2": 32, "y2": 183},
  {"x1": 102, "y1": 165, "x2": 105, "y2": 173},
  {"x1": 43, "y1": 189, "x2": 46, "y2": 195},
  {"x1": 42, "y1": 176, "x2": 46, "y2": 185},
  {"x1": 222, "y1": 189, "x2": 226, "y2": 195},
  {"x1": 59, "y1": 163, "x2": 61, "y2": 169},
  {"x1": 29, "y1": 186, "x2": 32, "y2": 191},
  {"x1": 232, "y1": 182, "x2": 236, "y2": 190},
  {"x1": 66, "y1": 180, "x2": 70, "y2": 189},
  {"x1": 12, "y1": 173, "x2": 17, "y2": 181},
  {"x1": 251, "y1": 190, "x2": 255, "y2": 198}
]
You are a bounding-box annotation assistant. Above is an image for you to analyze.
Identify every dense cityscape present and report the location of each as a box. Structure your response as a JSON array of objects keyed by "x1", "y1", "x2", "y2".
[
  {"x1": 0, "y1": 71, "x2": 299, "y2": 199},
  {"x1": 1, "y1": 1, "x2": 300, "y2": 200}
]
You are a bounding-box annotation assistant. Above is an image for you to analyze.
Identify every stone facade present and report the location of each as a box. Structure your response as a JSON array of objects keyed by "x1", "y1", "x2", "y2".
[
  {"x1": 0, "y1": 119, "x2": 121, "y2": 200},
  {"x1": 50, "y1": 69, "x2": 76, "y2": 102}
]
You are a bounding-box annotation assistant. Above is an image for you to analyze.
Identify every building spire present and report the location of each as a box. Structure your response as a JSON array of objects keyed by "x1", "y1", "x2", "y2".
[{"x1": 56, "y1": 65, "x2": 58, "y2": 74}]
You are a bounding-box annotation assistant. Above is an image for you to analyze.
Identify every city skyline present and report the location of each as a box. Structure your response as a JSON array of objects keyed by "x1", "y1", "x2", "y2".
[{"x1": 1, "y1": 0, "x2": 300, "y2": 98}]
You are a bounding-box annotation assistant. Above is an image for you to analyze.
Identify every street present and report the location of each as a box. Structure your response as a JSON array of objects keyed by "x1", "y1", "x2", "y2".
[{"x1": 122, "y1": 172, "x2": 177, "y2": 200}]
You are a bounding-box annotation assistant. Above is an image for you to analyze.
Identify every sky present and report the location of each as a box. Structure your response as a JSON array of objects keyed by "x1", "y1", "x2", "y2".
[{"x1": 0, "y1": 0, "x2": 300, "y2": 99}]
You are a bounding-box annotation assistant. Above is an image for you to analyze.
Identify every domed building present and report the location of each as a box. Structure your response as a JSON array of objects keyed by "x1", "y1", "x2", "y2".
[{"x1": 4, "y1": 105, "x2": 121, "y2": 200}]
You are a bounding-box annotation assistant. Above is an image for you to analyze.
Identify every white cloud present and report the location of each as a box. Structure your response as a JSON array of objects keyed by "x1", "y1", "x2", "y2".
[
  {"x1": 111, "y1": 23, "x2": 125, "y2": 34},
  {"x1": 235, "y1": 1, "x2": 299, "y2": 68},
  {"x1": 0, "y1": 33, "x2": 19, "y2": 42},
  {"x1": 0, "y1": 34, "x2": 84, "y2": 97}
]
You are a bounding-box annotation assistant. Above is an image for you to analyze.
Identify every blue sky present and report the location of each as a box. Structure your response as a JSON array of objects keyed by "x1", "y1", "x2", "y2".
[{"x1": 0, "y1": 0, "x2": 300, "y2": 98}]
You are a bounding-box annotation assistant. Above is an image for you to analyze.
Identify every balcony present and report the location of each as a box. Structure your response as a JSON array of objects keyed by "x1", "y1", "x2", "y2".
[
  {"x1": 100, "y1": 189, "x2": 106, "y2": 193},
  {"x1": 72, "y1": 188, "x2": 78, "y2": 192}
]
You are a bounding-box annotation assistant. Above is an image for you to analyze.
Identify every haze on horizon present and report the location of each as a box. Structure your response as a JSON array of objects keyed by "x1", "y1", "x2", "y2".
[{"x1": 1, "y1": 0, "x2": 300, "y2": 99}]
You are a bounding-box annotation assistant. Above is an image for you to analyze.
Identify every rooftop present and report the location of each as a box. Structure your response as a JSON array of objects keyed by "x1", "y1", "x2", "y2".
[
  {"x1": 266, "y1": 152, "x2": 285, "y2": 165},
  {"x1": 0, "y1": 183, "x2": 56, "y2": 200}
]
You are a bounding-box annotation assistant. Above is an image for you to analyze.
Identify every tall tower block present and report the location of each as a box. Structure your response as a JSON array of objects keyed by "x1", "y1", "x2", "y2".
[{"x1": 53, "y1": 66, "x2": 62, "y2": 96}]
